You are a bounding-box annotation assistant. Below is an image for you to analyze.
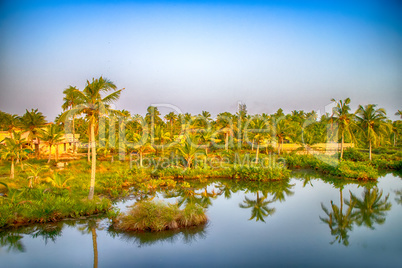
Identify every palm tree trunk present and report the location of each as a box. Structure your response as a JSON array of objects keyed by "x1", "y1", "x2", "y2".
[
  {"x1": 224, "y1": 132, "x2": 228, "y2": 151},
  {"x1": 340, "y1": 133, "x2": 344, "y2": 160},
  {"x1": 88, "y1": 121, "x2": 96, "y2": 200},
  {"x1": 255, "y1": 143, "x2": 259, "y2": 164},
  {"x1": 72, "y1": 115, "x2": 76, "y2": 154},
  {"x1": 369, "y1": 140, "x2": 372, "y2": 161},
  {"x1": 88, "y1": 134, "x2": 91, "y2": 162},
  {"x1": 56, "y1": 144, "x2": 59, "y2": 162},
  {"x1": 10, "y1": 157, "x2": 14, "y2": 179},
  {"x1": 140, "y1": 151, "x2": 143, "y2": 167},
  {"x1": 48, "y1": 145, "x2": 52, "y2": 163},
  {"x1": 91, "y1": 227, "x2": 98, "y2": 268},
  {"x1": 277, "y1": 140, "x2": 280, "y2": 155}
]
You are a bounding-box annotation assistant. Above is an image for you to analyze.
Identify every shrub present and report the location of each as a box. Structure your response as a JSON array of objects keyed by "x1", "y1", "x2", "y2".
[{"x1": 113, "y1": 201, "x2": 207, "y2": 232}]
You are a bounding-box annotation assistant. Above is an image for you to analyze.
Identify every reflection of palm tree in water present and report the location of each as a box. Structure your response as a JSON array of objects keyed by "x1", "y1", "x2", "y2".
[
  {"x1": 79, "y1": 219, "x2": 101, "y2": 268},
  {"x1": 239, "y1": 191, "x2": 276, "y2": 222},
  {"x1": 320, "y1": 187, "x2": 355, "y2": 246},
  {"x1": 349, "y1": 187, "x2": 391, "y2": 229}
]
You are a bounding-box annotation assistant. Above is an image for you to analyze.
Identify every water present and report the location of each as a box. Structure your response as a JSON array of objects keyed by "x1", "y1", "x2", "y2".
[{"x1": 1, "y1": 172, "x2": 402, "y2": 267}]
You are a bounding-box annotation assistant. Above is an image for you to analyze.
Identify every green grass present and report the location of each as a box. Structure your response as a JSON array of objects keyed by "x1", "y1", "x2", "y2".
[{"x1": 113, "y1": 201, "x2": 207, "y2": 232}]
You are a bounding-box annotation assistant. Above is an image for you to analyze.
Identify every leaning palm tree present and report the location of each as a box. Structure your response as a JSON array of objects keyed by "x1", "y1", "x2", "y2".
[
  {"x1": 40, "y1": 123, "x2": 64, "y2": 163},
  {"x1": 330, "y1": 98, "x2": 356, "y2": 159},
  {"x1": 355, "y1": 104, "x2": 390, "y2": 160},
  {"x1": 61, "y1": 86, "x2": 83, "y2": 153},
  {"x1": 20, "y1": 109, "x2": 46, "y2": 158},
  {"x1": 62, "y1": 77, "x2": 123, "y2": 200}
]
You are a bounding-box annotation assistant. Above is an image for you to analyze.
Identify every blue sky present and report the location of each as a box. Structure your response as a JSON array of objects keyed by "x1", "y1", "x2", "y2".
[{"x1": 0, "y1": 0, "x2": 401, "y2": 120}]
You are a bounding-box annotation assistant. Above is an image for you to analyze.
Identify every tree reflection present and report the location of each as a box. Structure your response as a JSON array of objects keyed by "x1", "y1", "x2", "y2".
[
  {"x1": 0, "y1": 232, "x2": 25, "y2": 253},
  {"x1": 320, "y1": 188, "x2": 355, "y2": 246},
  {"x1": 78, "y1": 219, "x2": 103, "y2": 268},
  {"x1": 349, "y1": 187, "x2": 391, "y2": 229},
  {"x1": 108, "y1": 223, "x2": 207, "y2": 247},
  {"x1": 239, "y1": 191, "x2": 276, "y2": 222},
  {"x1": 394, "y1": 189, "x2": 402, "y2": 205}
]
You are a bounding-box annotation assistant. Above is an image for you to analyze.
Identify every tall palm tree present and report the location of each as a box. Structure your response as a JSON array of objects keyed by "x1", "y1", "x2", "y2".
[
  {"x1": 330, "y1": 98, "x2": 356, "y2": 159},
  {"x1": 20, "y1": 109, "x2": 46, "y2": 158},
  {"x1": 355, "y1": 104, "x2": 390, "y2": 160},
  {"x1": 164, "y1": 112, "x2": 178, "y2": 137},
  {"x1": 246, "y1": 116, "x2": 269, "y2": 164},
  {"x1": 349, "y1": 187, "x2": 391, "y2": 229},
  {"x1": 216, "y1": 112, "x2": 233, "y2": 151},
  {"x1": 62, "y1": 86, "x2": 83, "y2": 153},
  {"x1": 40, "y1": 123, "x2": 64, "y2": 163},
  {"x1": 63, "y1": 77, "x2": 123, "y2": 200}
]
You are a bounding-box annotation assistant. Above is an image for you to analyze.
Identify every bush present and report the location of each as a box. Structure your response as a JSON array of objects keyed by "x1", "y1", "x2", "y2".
[
  {"x1": 113, "y1": 201, "x2": 207, "y2": 232},
  {"x1": 342, "y1": 148, "x2": 368, "y2": 162}
]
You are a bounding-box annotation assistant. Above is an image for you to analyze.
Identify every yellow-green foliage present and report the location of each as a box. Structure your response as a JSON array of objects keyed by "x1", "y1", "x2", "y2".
[{"x1": 113, "y1": 201, "x2": 207, "y2": 232}]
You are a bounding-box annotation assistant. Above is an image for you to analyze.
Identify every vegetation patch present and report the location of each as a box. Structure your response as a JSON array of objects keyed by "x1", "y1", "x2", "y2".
[{"x1": 113, "y1": 201, "x2": 207, "y2": 232}]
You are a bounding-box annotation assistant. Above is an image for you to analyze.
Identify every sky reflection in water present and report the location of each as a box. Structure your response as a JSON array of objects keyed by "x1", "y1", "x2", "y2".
[{"x1": 1, "y1": 172, "x2": 402, "y2": 267}]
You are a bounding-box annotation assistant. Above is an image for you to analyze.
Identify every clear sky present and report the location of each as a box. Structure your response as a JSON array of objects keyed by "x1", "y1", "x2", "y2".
[{"x1": 0, "y1": 0, "x2": 401, "y2": 121}]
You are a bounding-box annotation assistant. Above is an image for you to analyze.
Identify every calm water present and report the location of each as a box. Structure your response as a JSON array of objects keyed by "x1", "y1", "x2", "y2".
[{"x1": 1, "y1": 172, "x2": 402, "y2": 267}]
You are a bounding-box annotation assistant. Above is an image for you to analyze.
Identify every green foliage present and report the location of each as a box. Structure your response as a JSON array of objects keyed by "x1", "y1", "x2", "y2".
[
  {"x1": 231, "y1": 165, "x2": 291, "y2": 181},
  {"x1": 113, "y1": 201, "x2": 207, "y2": 232},
  {"x1": 342, "y1": 148, "x2": 368, "y2": 162}
]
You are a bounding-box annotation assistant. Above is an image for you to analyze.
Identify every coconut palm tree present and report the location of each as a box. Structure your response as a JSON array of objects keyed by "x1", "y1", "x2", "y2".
[
  {"x1": 215, "y1": 112, "x2": 234, "y2": 151},
  {"x1": 62, "y1": 77, "x2": 123, "y2": 200},
  {"x1": 330, "y1": 98, "x2": 356, "y2": 159},
  {"x1": 1, "y1": 133, "x2": 21, "y2": 179},
  {"x1": 349, "y1": 187, "x2": 391, "y2": 229},
  {"x1": 20, "y1": 109, "x2": 46, "y2": 158},
  {"x1": 164, "y1": 112, "x2": 178, "y2": 137},
  {"x1": 40, "y1": 123, "x2": 64, "y2": 163},
  {"x1": 126, "y1": 131, "x2": 154, "y2": 168},
  {"x1": 61, "y1": 86, "x2": 83, "y2": 153},
  {"x1": 1, "y1": 113, "x2": 21, "y2": 137},
  {"x1": 177, "y1": 135, "x2": 202, "y2": 168},
  {"x1": 246, "y1": 116, "x2": 269, "y2": 164},
  {"x1": 395, "y1": 110, "x2": 402, "y2": 119},
  {"x1": 355, "y1": 104, "x2": 390, "y2": 161}
]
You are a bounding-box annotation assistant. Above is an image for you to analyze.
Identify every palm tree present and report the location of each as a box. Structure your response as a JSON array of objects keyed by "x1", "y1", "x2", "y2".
[
  {"x1": 1, "y1": 113, "x2": 21, "y2": 137},
  {"x1": 20, "y1": 109, "x2": 46, "y2": 158},
  {"x1": 1, "y1": 133, "x2": 21, "y2": 179},
  {"x1": 164, "y1": 112, "x2": 178, "y2": 137},
  {"x1": 177, "y1": 135, "x2": 202, "y2": 168},
  {"x1": 63, "y1": 77, "x2": 123, "y2": 200},
  {"x1": 395, "y1": 110, "x2": 402, "y2": 119},
  {"x1": 246, "y1": 116, "x2": 269, "y2": 164},
  {"x1": 216, "y1": 112, "x2": 234, "y2": 151},
  {"x1": 239, "y1": 191, "x2": 276, "y2": 222},
  {"x1": 40, "y1": 123, "x2": 64, "y2": 163},
  {"x1": 126, "y1": 130, "x2": 154, "y2": 168},
  {"x1": 349, "y1": 187, "x2": 391, "y2": 229},
  {"x1": 355, "y1": 104, "x2": 390, "y2": 160},
  {"x1": 330, "y1": 98, "x2": 356, "y2": 159},
  {"x1": 61, "y1": 86, "x2": 83, "y2": 153}
]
